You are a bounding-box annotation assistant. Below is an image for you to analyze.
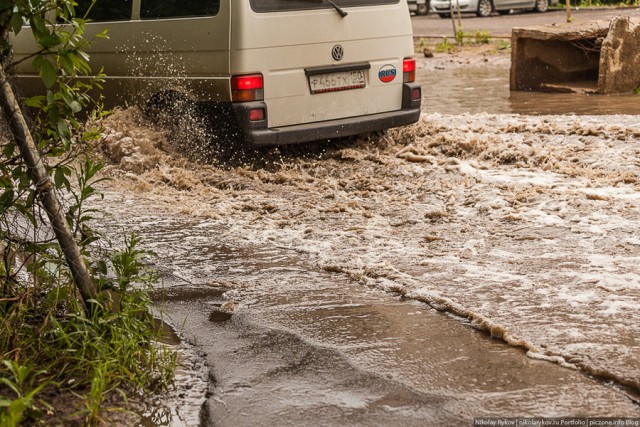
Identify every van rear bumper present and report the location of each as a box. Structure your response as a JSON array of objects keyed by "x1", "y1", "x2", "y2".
[
  {"x1": 234, "y1": 82, "x2": 422, "y2": 146},
  {"x1": 243, "y1": 107, "x2": 421, "y2": 146}
]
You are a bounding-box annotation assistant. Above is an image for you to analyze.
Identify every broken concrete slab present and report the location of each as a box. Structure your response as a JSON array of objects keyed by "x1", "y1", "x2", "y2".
[
  {"x1": 598, "y1": 17, "x2": 640, "y2": 94},
  {"x1": 510, "y1": 17, "x2": 640, "y2": 95}
]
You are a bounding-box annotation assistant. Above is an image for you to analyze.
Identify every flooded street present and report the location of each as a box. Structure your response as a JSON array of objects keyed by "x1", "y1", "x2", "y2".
[
  {"x1": 417, "y1": 52, "x2": 640, "y2": 116},
  {"x1": 92, "y1": 55, "x2": 640, "y2": 425}
]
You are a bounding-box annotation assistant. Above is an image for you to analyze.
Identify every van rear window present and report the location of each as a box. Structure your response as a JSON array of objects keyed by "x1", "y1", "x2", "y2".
[
  {"x1": 141, "y1": 0, "x2": 220, "y2": 19},
  {"x1": 251, "y1": 0, "x2": 399, "y2": 13}
]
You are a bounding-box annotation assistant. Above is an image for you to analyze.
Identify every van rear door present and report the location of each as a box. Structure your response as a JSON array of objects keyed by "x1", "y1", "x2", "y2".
[{"x1": 232, "y1": 0, "x2": 414, "y2": 129}]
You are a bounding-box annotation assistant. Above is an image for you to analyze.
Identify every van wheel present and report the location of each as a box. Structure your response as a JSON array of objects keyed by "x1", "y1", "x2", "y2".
[
  {"x1": 416, "y1": 3, "x2": 429, "y2": 15},
  {"x1": 476, "y1": 0, "x2": 493, "y2": 17}
]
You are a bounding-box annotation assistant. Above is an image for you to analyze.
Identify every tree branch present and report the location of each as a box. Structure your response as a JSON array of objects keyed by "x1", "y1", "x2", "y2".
[{"x1": 0, "y1": 64, "x2": 97, "y2": 313}]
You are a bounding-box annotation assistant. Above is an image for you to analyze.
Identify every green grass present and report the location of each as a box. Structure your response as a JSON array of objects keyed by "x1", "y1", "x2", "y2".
[
  {"x1": 551, "y1": 0, "x2": 637, "y2": 7},
  {"x1": 432, "y1": 30, "x2": 495, "y2": 53},
  {"x1": 473, "y1": 30, "x2": 491, "y2": 45},
  {"x1": 435, "y1": 37, "x2": 455, "y2": 53},
  {"x1": 496, "y1": 40, "x2": 511, "y2": 51},
  {"x1": 0, "y1": 235, "x2": 176, "y2": 426}
]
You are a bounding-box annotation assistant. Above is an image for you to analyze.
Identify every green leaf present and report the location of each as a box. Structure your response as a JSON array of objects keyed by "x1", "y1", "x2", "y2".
[
  {"x1": 0, "y1": 377, "x2": 19, "y2": 395},
  {"x1": 0, "y1": 175, "x2": 12, "y2": 188},
  {"x1": 97, "y1": 260, "x2": 108, "y2": 275},
  {"x1": 79, "y1": 214, "x2": 94, "y2": 223},
  {"x1": 30, "y1": 15, "x2": 48, "y2": 38},
  {"x1": 37, "y1": 34, "x2": 61, "y2": 49},
  {"x1": 54, "y1": 168, "x2": 70, "y2": 189},
  {"x1": 0, "y1": 189, "x2": 15, "y2": 210},
  {"x1": 19, "y1": 172, "x2": 31, "y2": 191},
  {"x1": 24, "y1": 95, "x2": 45, "y2": 109},
  {"x1": 69, "y1": 100, "x2": 82, "y2": 113},
  {"x1": 46, "y1": 90, "x2": 54, "y2": 105},
  {"x1": 59, "y1": 89, "x2": 78, "y2": 112},
  {"x1": 8, "y1": 398, "x2": 28, "y2": 423},
  {"x1": 47, "y1": 286, "x2": 69, "y2": 305},
  {"x1": 70, "y1": 54, "x2": 91, "y2": 76},
  {"x1": 11, "y1": 166, "x2": 23, "y2": 180},
  {"x1": 39, "y1": 60, "x2": 57, "y2": 89},
  {"x1": 3, "y1": 142, "x2": 15, "y2": 158},
  {"x1": 10, "y1": 12, "x2": 24, "y2": 35},
  {"x1": 82, "y1": 234, "x2": 100, "y2": 246},
  {"x1": 56, "y1": 119, "x2": 70, "y2": 138},
  {"x1": 77, "y1": 50, "x2": 90, "y2": 62},
  {"x1": 81, "y1": 185, "x2": 96, "y2": 199},
  {"x1": 25, "y1": 189, "x2": 36, "y2": 209},
  {"x1": 59, "y1": 53, "x2": 75, "y2": 75},
  {"x1": 61, "y1": 135, "x2": 72, "y2": 151},
  {"x1": 32, "y1": 55, "x2": 44, "y2": 69},
  {"x1": 47, "y1": 104, "x2": 60, "y2": 124}
]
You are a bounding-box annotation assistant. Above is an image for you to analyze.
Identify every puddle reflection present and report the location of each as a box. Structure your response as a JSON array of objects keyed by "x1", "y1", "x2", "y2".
[{"x1": 417, "y1": 67, "x2": 640, "y2": 115}]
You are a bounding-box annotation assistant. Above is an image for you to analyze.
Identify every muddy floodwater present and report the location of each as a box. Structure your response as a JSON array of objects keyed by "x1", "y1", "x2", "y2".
[
  {"x1": 91, "y1": 56, "x2": 640, "y2": 425},
  {"x1": 417, "y1": 59, "x2": 640, "y2": 116}
]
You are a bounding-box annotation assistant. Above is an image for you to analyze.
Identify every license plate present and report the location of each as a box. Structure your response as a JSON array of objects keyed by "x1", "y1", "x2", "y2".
[{"x1": 309, "y1": 69, "x2": 366, "y2": 94}]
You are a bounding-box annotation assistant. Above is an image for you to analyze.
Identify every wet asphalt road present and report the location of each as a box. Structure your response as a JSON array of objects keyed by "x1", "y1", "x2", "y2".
[{"x1": 411, "y1": 6, "x2": 640, "y2": 36}]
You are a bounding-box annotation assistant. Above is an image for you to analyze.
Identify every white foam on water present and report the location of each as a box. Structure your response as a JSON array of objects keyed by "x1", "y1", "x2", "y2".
[{"x1": 92, "y1": 109, "x2": 640, "y2": 395}]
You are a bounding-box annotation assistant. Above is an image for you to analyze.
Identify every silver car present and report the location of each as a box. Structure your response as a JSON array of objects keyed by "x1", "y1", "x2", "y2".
[{"x1": 432, "y1": 0, "x2": 550, "y2": 17}]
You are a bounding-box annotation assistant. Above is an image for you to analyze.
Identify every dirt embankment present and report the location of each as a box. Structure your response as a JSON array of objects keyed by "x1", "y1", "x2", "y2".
[{"x1": 418, "y1": 41, "x2": 512, "y2": 70}]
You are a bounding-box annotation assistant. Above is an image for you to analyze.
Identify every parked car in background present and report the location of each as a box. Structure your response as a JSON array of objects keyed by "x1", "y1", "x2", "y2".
[
  {"x1": 408, "y1": 0, "x2": 430, "y2": 15},
  {"x1": 432, "y1": 0, "x2": 552, "y2": 17}
]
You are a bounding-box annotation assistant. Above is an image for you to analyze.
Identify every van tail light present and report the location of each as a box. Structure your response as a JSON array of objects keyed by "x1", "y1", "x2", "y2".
[
  {"x1": 249, "y1": 108, "x2": 265, "y2": 122},
  {"x1": 403, "y1": 58, "x2": 416, "y2": 83},
  {"x1": 231, "y1": 74, "x2": 264, "y2": 102}
]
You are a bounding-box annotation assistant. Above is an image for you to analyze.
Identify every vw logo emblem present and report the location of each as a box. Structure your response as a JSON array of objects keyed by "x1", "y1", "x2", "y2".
[{"x1": 332, "y1": 45, "x2": 344, "y2": 61}]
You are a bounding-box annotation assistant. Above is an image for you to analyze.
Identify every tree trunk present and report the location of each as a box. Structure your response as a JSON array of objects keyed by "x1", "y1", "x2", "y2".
[{"x1": 0, "y1": 66, "x2": 98, "y2": 313}]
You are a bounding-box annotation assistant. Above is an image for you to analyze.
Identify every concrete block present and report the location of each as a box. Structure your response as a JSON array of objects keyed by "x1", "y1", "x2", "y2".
[{"x1": 510, "y1": 17, "x2": 640, "y2": 95}]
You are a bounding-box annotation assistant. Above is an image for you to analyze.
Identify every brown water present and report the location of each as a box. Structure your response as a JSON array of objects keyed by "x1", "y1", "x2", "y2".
[
  {"x1": 95, "y1": 182, "x2": 640, "y2": 425},
  {"x1": 121, "y1": 225, "x2": 639, "y2": 426},
  {"x1": 417, "y1": 67, "x2": 640, "y2": 115},
  {"x1": 90, "y1": 68, "x2": 640, "y2": 425}
]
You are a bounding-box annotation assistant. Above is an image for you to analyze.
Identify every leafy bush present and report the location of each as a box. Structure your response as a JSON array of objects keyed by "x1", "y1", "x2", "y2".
[{"x1": 0, "y1": 0, "x2": 176, "y2": 425}]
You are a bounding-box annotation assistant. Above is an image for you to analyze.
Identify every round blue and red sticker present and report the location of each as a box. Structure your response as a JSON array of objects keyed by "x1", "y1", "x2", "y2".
[{"x1": 378, "y1": 65, "x2": 397, "y2": 83}]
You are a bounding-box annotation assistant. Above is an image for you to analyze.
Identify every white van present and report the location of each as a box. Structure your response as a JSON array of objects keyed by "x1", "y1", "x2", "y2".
[{"x1": 12, "y1": 0, "x2": 421, "y2": 146}]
